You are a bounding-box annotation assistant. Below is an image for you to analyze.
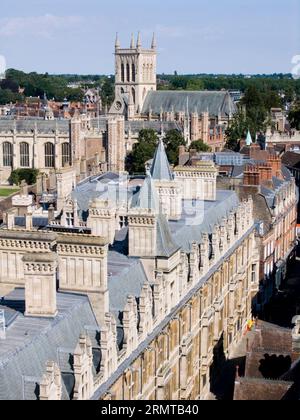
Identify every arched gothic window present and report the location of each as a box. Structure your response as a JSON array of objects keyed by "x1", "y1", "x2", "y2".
[
  {"x1": 45, "y1": 142, "x2": 55, "y2": 168},
  {"x1": 62, "y1": 142, "x2": 71, "y2": 167},
  {"x1": 20, "y1": 142, "x2": 30, "y2": 167},
  {"x1": 3, "y1": 142, "x2": 13, "y2": 167},
  {"x1": 132, "y1": 64, "x2": 136, "y2": 82},
  {"x1": 127, "y1": 63, "x2": 130, "y2": 82},
  {"x1": 121, "y1": 63, "x2": 125, "y2": 82},
  {"x1": 132, "y1": 88, "x2": 136, "y2": 105}
]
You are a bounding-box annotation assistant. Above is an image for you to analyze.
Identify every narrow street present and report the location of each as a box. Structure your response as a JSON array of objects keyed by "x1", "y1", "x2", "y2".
[
  {"x1": 211, "y1": 250, "x2": 300, "y2": 400},
  {"x1": 264, "y1": 255, "x2": 300, "y2": 328}
]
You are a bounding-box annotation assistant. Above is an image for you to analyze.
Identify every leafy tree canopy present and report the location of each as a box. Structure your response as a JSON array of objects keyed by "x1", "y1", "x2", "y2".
[
  {"x1": 126, "y1": 129, "x2": 158, "y2": 174},
  {"x1": 163, "y1": 129, "x2": 186, "y2": 165},
  {"x1": 189, "y1": 140, "x2": 211, "y2": 152},
  {"x1": 10, "y1": 169, "x2": 39, "y2": 186},
  {"x1": 289, "y1": 101, "x2": 300, "y2": 130}
]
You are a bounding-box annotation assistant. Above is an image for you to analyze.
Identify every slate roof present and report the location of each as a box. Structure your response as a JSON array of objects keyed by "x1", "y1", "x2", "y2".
[
  {"x1": 0, "y1": 119, "x2": 70, "y2": 134},
  {"x1": 282, "y1": 151, "x2": 300, "y2": 169},
  {"x1": 107, "y1": 251, "x2": 150, "y2": 323},
  {"x1": 156, "y1": 214, "x2": 180, "y2": 257},
  {"x1": 131, "y1": 175, "x2": 159, "y2": 211},
  {"x1": 0, "y1": 289, "x2": 98, "y2": 400},
  {"x1": 169, "y1": 190, "x2": 240, "y2": 253},
  {"x1": 142, "y1": 91, "x2": 237, "y2": 116},
  {"x1": 125, "y1": 120, "x2": 182, "y2": 134},
  {"x1": 150, "y1": 140, "x2": 173, "y2": 181},
  {"x1": 72, "y1": 172, "x2": 129, "y2": 217}
]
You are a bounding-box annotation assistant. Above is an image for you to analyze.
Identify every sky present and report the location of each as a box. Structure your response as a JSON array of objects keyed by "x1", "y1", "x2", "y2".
[{"x1": 0, "y1": 0, "x2": 299, "y2": 75}]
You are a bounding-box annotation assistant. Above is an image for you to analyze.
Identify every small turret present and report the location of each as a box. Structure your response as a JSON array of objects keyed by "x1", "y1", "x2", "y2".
[
  {"x1": 151, "y1": 33, "x2": 157, "y2": 50},
  {"x1": 115, "y1": 32, "x2": 120, "y2": 50},
  {"x1": 130, "y1": 33, "x2": 135, "y2": 49},
  {"x1": 136, "y1": 31, "x2": 142, "y2": 49}
]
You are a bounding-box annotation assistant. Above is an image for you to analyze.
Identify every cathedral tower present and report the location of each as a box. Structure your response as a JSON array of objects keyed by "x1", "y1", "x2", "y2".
[{"x1": 111, "y1": 33, "x2": 157, "y2": 117}]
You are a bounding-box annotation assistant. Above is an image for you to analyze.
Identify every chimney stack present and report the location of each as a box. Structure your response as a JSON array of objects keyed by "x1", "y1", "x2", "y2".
[
  {"x1": 48, "y1": 205, "x2": 55, "y2": 225},
  {"x1": 243, "y1": 165, "x2": 260, "y2": 186},
  {"x1": 23, "y1": 253, "x2": 58, "y2": 318},
  {"x1": 25, "y1": 211, "x2": 33, "y2": 230},
  {"x1": 6, "y1": 212, "x2": 15, "y2": 230}
]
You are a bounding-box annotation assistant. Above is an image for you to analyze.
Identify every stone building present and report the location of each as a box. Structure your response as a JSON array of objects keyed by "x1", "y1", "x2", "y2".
[
  {"x1": 0, "y1": 114, "x2": 126, "y2": 184},
  {"x1": 110, "y1": 34, "x2": 236, "y2": 150},
  {"x1": 0, "y1": 141, "x2": 260, "y2": 400},
  {"x1": 215, "y1": 145, "x2": 297, "y2": 314}
]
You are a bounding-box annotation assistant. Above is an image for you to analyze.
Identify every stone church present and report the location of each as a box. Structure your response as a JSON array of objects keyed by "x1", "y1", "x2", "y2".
[{"x1": 110, "y1": 33, "x2": 237, "y2": 150}]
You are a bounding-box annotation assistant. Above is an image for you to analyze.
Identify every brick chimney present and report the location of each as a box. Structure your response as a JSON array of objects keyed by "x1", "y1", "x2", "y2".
[
  {"x1": 23, "y1": 253, "x2": 58, "y2": 318},
  {"x1": 258, "y1": 163, "x2": 273, "y2": 183},
  {"x1": 267, "y1": 155, "x2": 282, "y2": 179},
  {"x1": 243, "y1": 165, "x2": 260, "y2": 186}
]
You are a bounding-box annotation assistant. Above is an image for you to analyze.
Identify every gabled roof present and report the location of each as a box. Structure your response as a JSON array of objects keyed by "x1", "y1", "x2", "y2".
[
  {"x1": 150, "y1": 140, "x2": 173, "y2": 181},
  {"x1": 0, "y1": 289, "x2": 98, "y2": 400},
  {"x1": 282, "y1": 151, "x2": 300, "y2": 169},
  {"x1": 156, "y1": 214, "x2": 180, "y2": 258},
  {"x1": 142, "y1": 90, "x2": 237, "y2": 116},
  {"x1": 131, "y1": 175, "x2": 159, "y2": 212}
]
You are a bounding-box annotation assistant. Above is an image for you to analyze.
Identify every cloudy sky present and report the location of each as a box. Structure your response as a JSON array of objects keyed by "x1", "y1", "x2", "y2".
[{"x1": 0, "y1": 0, "x2": 299, "y2": 75}]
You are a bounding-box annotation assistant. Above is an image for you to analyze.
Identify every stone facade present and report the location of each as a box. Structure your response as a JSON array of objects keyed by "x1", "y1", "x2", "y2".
[
  {"x1": 0, "y1": 111, "x2": 266, "y2": 402},
  {"x1": 0, "y1": 114, "x2": 126, "y2": 184},
  {"x1": 111, "y1": 33, "x2": 157, "y2": 118},
  {"x1": 174, "y1": 161, "x2": 217, "y2": 201}
]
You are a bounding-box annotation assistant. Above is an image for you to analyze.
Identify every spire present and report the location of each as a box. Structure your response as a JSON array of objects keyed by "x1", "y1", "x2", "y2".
[
  {"x1": 151, "y1": 32, "x2": 157, "y2": 50},
  {"x1": 115, "y1": 32, "x2": 120, "y2": 50},
  {"x1": 150, "y1": 139, "x2": 173, "y2": 181},
  {"x1": 133, "y1": 175, "x2": 159, "y2": 212},
  {"x1": 136, "y1": 31, "x2": 142, "y2": 48},
  {"x1": 246, "y1": 130, "x2": 252, "y2": 146},
  {"x1": 130, "y1": 33, "x2": 135, "y2": 49}
]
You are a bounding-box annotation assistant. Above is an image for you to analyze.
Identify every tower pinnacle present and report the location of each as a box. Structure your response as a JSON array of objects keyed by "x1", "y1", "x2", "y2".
[
  {"x1": 136, "y1": 31, "x2": 142, "y2": 48},
  {"x1": 115, "y1": 32, "x2": 120, "y2": 50},
  {"x1": 151, "y1": 33, "x2": 157, "y2": 50},
  {"x1": 130, "y1": 33, "x2": 135, "y2": 49}
]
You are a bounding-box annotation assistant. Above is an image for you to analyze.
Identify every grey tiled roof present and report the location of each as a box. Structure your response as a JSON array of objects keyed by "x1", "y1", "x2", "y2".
[
  {"x1": 72, "y1": 172, "x2": 126, "y2": 215},
  {"x1": 108, "y1": 252, "x2": 150, "y2": 323},
  {"x1": 125, "y1": 120, "x2": 182, "y2": 134},
  {"x1": 131, "y1": 176, "x2": 159, "y2": 211},
  {"x1": 150, "y1": 140, "x2": 173, "y2": 181},
  {"x1": 156, "y1": 214, "x2": 180, "y2": 258},
  {"x1": 169, "y1": 191, "x2": 240, "y2": 253},
  {"x1": 0, "y1": 289, "x2": 98, "y2": 400},
  {"x1": 142, "y1": 91, "x2": 237, "y2": 116},
  {"x1": 0, "y1": 119, "x2": 70, "y2": 134}
]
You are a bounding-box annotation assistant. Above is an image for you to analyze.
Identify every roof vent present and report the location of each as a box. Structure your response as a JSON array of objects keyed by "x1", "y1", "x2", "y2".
[{"x1": 0, "y1": 309, "x2": 6, "y2": 339}]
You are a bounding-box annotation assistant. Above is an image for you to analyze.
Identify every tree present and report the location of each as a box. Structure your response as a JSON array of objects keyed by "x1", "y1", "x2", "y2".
[
  {"x1": 163, "y1": 130, "x2": 186, "y2": 165},
  {"x1": 225, "y1": 111, "x2": 249, "y2": 151},
  {"x1": 186, "y1": 79, "x2": 205, "y2": 91},
  {"x1": 126, "y1": 129, "x2": 158, "y2": 174},
  {"x1": 101, "y1": 77, "x2": 115, "y2": 107},
  {"x1": 10, "y1": 169, "x2": 39, "y2": 186},
  {"x1": 289, "y1": 102, "x2": 300, "y2": 130},
  {"x1": 189, "y1": 140, "x2": 211, "y2": 152}
]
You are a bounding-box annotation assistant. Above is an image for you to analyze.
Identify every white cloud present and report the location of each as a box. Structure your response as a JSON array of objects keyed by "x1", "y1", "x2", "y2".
[
  {"x1": 0, "y1": 14, "x2": 83, "y2": 39},
  {"x1": 155, "y1": 25, "x2": 185, "y2": 39}
]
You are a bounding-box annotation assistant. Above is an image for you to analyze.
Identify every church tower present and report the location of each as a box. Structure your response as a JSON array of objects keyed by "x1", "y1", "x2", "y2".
[{"x1": 111, "y1": 32, "x2": 157, "y2": 118}]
